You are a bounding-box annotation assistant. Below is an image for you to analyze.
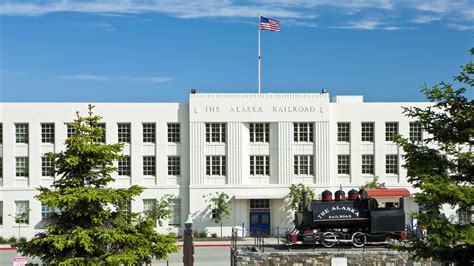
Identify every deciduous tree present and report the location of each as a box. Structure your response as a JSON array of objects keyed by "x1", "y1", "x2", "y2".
[
  {"x1": 395, "y1": 50, "x2": 473, "y2": 264},
  {"x1": 204, "y1": 192, "x2": 231, "y2": 237}
]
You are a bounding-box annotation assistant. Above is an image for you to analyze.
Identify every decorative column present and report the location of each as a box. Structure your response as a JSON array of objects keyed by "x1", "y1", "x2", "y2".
[{"x1": 183, "y1": 215, "x2": 194, "y2": 266}]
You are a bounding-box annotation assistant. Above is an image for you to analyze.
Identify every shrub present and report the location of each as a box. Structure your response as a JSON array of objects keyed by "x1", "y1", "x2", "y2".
[
  {"x1": 198, "y1": 231, "x2": 208, "y2": 238},
  {"x1": 0, "y1": 236, "x2": 7, "y2": 244},
  {"x1": 8, "y1": 236, "x2": 17, "y2": 243},
  {"x1": 19, "y1": 237, "x2": 27, "y2": 243},
  {"x1": 211, "y1": 233, "x2": 217, "y2": 238}
]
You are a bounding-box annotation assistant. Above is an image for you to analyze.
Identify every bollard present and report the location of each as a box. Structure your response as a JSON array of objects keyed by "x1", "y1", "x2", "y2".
[{"x1": 183, "y1": 214, "x2": 194, "y2": 266}]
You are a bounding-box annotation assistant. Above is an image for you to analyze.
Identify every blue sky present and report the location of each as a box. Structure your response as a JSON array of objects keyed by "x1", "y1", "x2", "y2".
[{"x1": 0, "y1": 0, "x2": 473, "y2": 103}]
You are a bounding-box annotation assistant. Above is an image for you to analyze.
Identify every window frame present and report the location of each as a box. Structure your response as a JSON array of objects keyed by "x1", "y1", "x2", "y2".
[
  {"x1": 168, "y1": 198, "x2": 181, "y2": 227},
  {"x1": 15, "y1": 157, "x2": 29, "y2": 177},
  {"x1": 41, "y1": 123, "x2": 55, "y2": 143},
  {"x1": 143, "y1": 156, "x2": 156, "y2": 176},
  {"x1": 361, "y1": 154, "x2": 375, "y2": 175},
  {"x1": 206, "y1": 156, "x2": 227, "y2": 176},
  {"x1": 142, "y1": 123, "x2": 156, "y2": 143},
  {"x1": 294, "y1": 123, "x2": 314, "y2": 143},
  {"x1": 385, "y1": 122, "x2": 399, "y2": 142},
  {"x1": 294, "y1": 155, "x2": 314, "y2": 175},
  {"x1": 361, "y1": 122, "x2": 374, "y2": 142},
  {"x1": 410, "y1": 122, "x2": 422, "y2": 142},
  {"x1": 167, "y1": 156, "x2": 181, "y2": 176},
  {"x1": 118, "y1": 156, "x2": 131, "y2": 176},
  {"x1": 337, "y1": 155, "x2": 350, "y2": 175},
  {"x1": 337, "y1": 123, "x2": 350, "y2": 142},
  {"x1": 117, "y1": 123, "x2": 131, "y2": 143},
  {"x1": 205, "y1": 123, "x2": 226, "y2": 143},
  {"x1": 385, "y1": 154, "x2": 399, "y2": 175},
  {"x1": 250, "y1": 155, "x2": 270, "y2": 176},
  {"x1": 15, "y1": 123, "x2": 29, "y2": 144},
  {"x1": 41, "y1": 156, "x2": 54, "y2": 177},
  {"x1": 167, "y1": 123, "x2": 181, "y2": 143},
  {"x1": 249, "y1": 123, "x2": 270, "y2": 143}
]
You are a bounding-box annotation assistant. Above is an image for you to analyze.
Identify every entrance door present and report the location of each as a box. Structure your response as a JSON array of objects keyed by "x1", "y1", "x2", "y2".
[{"x1": 250, "y1": 211, "x2": 270, "y2": 235}]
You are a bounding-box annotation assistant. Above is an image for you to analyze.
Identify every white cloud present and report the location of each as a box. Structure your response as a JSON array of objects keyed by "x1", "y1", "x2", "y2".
[
  {"x1": 410, "y1": 15, "x2": 442, "y2": 24},
  {"x1": 447, "y1": 23, "x2": 474, "y2": 31},
  {"x1": 331, "y1": 19, "x2": 404, "y2": 30},
  {"x1": 57, "y1": 74, "x2": 174, "y2": 84}
]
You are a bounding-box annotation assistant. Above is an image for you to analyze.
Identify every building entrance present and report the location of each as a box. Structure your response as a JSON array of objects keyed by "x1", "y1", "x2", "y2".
[{"x1": 249, "y1": 199, "x2": 270, "y2": 235}]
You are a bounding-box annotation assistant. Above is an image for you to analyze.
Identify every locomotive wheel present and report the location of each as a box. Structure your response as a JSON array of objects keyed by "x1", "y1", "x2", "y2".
[
  {"x1": 352, "y1": 232, "x2": 366, "y2": 247},
  {"x1": 322, "y1": 232, "x2": 337, "y2": 248}
]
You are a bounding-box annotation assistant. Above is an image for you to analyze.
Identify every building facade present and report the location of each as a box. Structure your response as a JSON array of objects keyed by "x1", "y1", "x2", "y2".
[{"x1": 0, "y1": 92, "x2": 430, "y2": 238}]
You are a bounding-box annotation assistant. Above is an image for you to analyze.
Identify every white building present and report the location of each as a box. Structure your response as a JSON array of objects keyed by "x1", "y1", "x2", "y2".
[{"x1": 0, "y1": 92, "x2": 430, "y2": 239}]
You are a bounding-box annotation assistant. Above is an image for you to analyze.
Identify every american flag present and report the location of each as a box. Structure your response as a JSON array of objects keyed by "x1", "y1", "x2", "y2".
[{"x1": 260, "y1": 16, "x2": 280, "y2": 32}]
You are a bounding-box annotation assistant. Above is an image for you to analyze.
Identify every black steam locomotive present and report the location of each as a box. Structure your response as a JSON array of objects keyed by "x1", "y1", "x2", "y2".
[{"x1": 288, "y1": 188, "x2": 406, "y2": 247}]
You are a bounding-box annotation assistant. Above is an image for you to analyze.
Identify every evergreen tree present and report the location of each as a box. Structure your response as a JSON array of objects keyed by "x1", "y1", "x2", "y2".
[
  {"x1": 395, "y1": 50, "x2": 473, "y2": 264},
  {"x1": 16, "y1": 105, "x2": 177, "y2": 264},
  {"x1": 287, "y1": 184, "x2": 315, "y2": 213}
]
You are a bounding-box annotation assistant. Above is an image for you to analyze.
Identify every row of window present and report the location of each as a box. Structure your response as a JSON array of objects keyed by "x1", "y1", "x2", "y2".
[
  {"x1": 5, "y1": 156, "x2": 181, "y2": 178},
  {"x1": 0, "y1": 199, "x2": 181, "y2": 227},
  {"x1": 337, "y1": 122, "x2": 422, "y2": 142},
  {"x1": 337, "y1": 155, "x2": 399, "y2": 175},
  {"x1": 0, "y1": 154, "x2": 399, "y2": 178}
]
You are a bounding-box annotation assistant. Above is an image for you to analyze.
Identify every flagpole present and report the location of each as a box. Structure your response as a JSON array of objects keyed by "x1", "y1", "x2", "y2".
[{"x1": 258, "y1": 13, "x2": 261, "y2": 95}]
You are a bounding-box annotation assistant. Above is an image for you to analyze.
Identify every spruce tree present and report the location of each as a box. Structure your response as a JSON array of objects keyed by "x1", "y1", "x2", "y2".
[
  {"x1": 16, "y1": 105, "x2": 177, "y2": 264},
  {"x1": 395, "y1": 50, "x2": 473, "y2": 264}
]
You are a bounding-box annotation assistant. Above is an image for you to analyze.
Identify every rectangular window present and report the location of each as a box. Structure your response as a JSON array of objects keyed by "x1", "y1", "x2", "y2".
[
  {"x1": 94, "y1": 123, "x2": 106, "y2": 143},
  {"x1": 385, "y1": 122, "x2": 398, "y2": 141},
  {"x1": 386, "y1": 155, "x2": 399, "y2": 174},
  {"x1": 250, "y1": 123, "x2": 270, "y2": 143},
  {"x1": 205, "y1": 123, "x2": 226, "y2": 143},
  {"x1": 0, "y1": 159, "x2": 3, "y2": 178},
  {"x1": 0, "y1": 123, "x2": 2, "y2": 144},
  {"x1": 337, "y1": 155, "x2": 350, "y2": 175},
  {"x1": 361, "y1": 122, "x2": 374, "y2": 142},
  {"x1": 41, "y1": 156, "x2": 54, "y2": 177},
  {"x1": 118, "y1": 156, "x2": 131, "y2": 176},
  {"x1": 41, "y1": 123, "x2": 55, "y2": 143},
  {"x1": 410, "y1": 122, "x2": 422, "y2": 142},
  {"x1": 250, "y1": 155, "x2": 270, "y2": 176},
  {"x1": 15, "y1": 123, "x2": 29, "y2": 144},
  {"x1": 294, "y1": 123, "x2": 314, "y2": 142},
  {"x1": 294, "y1": 155, "x2": 314, "y2": 175},
  {"x1": 0, "y1": 201, "x2": 3, "y2": 225},
  {"x1": 15, "y1": 201, "x2": 29, "y2": 224},
  {"x1": 16, "y1": 157, "x2": 29, "y2": 177},
  {"x1": 169, "y1": 198, "x2": 181, "y2": 226},
  {"x1": 250, "y1": 199, "x2": 270, "y2": 209},
  {"x1": 362, "y1": 155, "x2": 374, "y2": 175},
  {"x1": 142, "y1": 123, "x2": 156, "y2": 143},
  {"x1": 118, "y1": 123, "x2": 131, "y2": 143},
  {"x1": 143, "y1": 199, "x2": 157, "y2": 213},
  {"x1": 41, "y1": 205, "x2": 54, "y2": 220},
  {"x1": 337, "y1": 123, "x2": 350, "y2": 142},
  {"x1": 67, "y1": 124, "x2": 76, "y2": 138},
  {"x1": 143, "y1": 156, "x2": 156, "y2": 176},
  {"x1": 120, "y1": 200, "x2": 131, "y2": 215},
  {"x1": 206, "y1": 156, "x2": 226, "y2": 176},
  {"x1": 167, "y1": 123, "x2": 180, "y2": 143},
  {"x1": 168, "y1": 156, "x2": 181, "y2": 176}
]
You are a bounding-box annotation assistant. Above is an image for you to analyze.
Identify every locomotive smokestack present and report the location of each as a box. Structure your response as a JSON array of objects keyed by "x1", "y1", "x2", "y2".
[{"x1": 302, "y1": 192, "x2": 308, "y2": 212}]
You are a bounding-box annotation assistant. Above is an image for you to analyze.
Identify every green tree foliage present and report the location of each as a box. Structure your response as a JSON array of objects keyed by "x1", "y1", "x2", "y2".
[
  {"x1": 359, "y1": 176, "x2": 385, "y2": 189},
  {"x1": 395, "y1": 50, "x2": 473, "y2": 264},
  {"x1": 288, "y1": 184, "x2": 315, "y2": 212},
  {"x1": 204, "y1": 192, "x2": 231, "y2": 237},
  {"x1": 15, "y1": 105, "x2": 178, "y2": 264}
]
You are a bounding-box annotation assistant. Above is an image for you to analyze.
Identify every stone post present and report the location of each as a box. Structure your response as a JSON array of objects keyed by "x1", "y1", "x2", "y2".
[{"x1": 183, "y1": 214, "x2": 194, "y2": 266}]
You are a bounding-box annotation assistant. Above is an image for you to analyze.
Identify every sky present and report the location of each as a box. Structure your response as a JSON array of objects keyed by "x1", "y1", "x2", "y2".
[{"x1": 0, "y1": 0, "x2": 473, "y2": 103}]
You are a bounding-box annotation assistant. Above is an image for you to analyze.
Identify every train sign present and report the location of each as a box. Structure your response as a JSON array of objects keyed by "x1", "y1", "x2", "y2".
[{"x1": 312, "y1": 201, "x2": 365, "y2": 220}]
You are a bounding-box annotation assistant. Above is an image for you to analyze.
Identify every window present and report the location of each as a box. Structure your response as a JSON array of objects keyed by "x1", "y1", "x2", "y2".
[
  {"x1": 167, "y1": 123, "x2": 180, "y2": 143},
  {"x1": 250, "y1": 123, "x2": 270, "y2": 143},
  {"x1": 16, "y1": 157, "x2": 29, "y2": 177},
  {"x1": 0, "y1": 123, "x2": 3, "y2": 144},
  {"x1": 118, "y1": 156, "x2": 131, "y2": 176},
  {"x1": 67, "y1": 124, "x2": 76, "y2": 138},
  {"x1": 41, "y1": 123, "x2": 55, "y2": 143},
  {"x1": 250, "y1": 155, "x2": 270, "y2": 176},
  {"x1": 294, "y1": 123, "x2": 314, "y2": 142},
  {"x1": 169, "y1": 199, "x2": 181, "y2": 226},
  {"x1": 206, "y1": 156, "x2": 226, "y2": 176},
  {"x1": 250, "y1": 199, "x2": 270, "y2": 209},
  {"x1": 118, "y1": 123, "x2": 131, "y2": 143},
  {"x1": 206, "y1": 123, "x2": 226, "y2": 143},
  {"x1": 337, "y1": 123, "x2": 350, "y2": 142},
  {"x1": 94, "y1": 123, "x2": 106, "y2": 143},
  {"x1": 168, "y1": 156, "x2": 181, "y2": 176},
  {"x1": 143, "y1": 156, "x2": 156, "y2": 176},
  {"x1": 143, "y1": 199, "x2": 157, "y2": 214},
  {"x1": 386, "y1": 155, "x2": 399, "y2": 174},
  {"x1": 0, "y1": 201, "x2": 3, "y2": 225},
  {"x1": 41, "y1": 205, "x2": 54, "y2": 220},
  {"x1": 143, "y1": 123, "x2": 156, "y2": 143},
  {"x1": 337, "y1": 155, "x2": 350, "y2": 175},
  {"x1": 120, "y1": 200, "x2": 131, "y2": 215},
  {"x1": 294, "y1": 155, "x2": 314, "y2": 175},
  {"x1": 385, "y1": 122, "x2": 398, "y2": 141},
  {"x1": 15, "y1": 123, "x2": 29, "y2": 144},
  {"x1": 0, "y1": 158, "x2": 2, "y2": 178},
  {"x1": 410, "y1": 122, "x2": 422, "y2": 142},
  {"x1": 362, "y1": 155, "x2": 374, "y2": 175},
  {"x1": 457, "y1": 206, "x2": 473, "y2": 225},
  {"x1": 15, "y1": 201, "x2": 29, "y2": 224},
  {"x1": 211, "y1": 208, "x2": 220, "y2": 219},
  {"x1": 361, "y1": 122, "x2": 374, "y2": 142},
  {"x1": 41, "y1": 157, "x2": 54, "y2": 177}
]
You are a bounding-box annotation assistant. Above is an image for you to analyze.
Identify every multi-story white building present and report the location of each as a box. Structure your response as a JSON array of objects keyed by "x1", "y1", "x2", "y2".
[{"x1": 0, "y1": 92, "x2": 430, "y2": 239}]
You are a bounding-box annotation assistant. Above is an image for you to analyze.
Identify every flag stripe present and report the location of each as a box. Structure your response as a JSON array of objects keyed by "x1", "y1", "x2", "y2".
[{"x1": 260, "y1": 17, "x2": 280, "y2": 32}]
